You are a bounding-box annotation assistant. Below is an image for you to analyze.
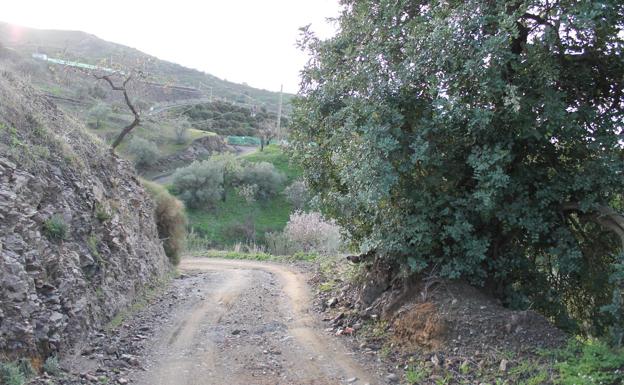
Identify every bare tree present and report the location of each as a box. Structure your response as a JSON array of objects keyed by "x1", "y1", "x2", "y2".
[{"x1": 94, "y1": 74, "x2": 140, "y2": 150}]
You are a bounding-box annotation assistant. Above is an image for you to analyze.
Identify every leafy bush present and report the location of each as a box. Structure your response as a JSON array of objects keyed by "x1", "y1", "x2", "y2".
[
  {"x1": 95, "y1": 202, "x2": 111, "y2": 222},
  {"x1": 284, "y1": 180, "x2": 309, "y2": 210},
  {"x1": 237, "y1": 184, "x2": 258, "y2": 204},
  {"x1": 555, "y1": 340, "x2": 624, "y2": 385},
  {"x1": 127, "y1": 136, "x2": 159, "y2": 169},
  {"x1": 293, "y1": 0, "x2": 624, "y2": 338},
  {"x1": 43, "y1": 214, "x2": 68, "y2": 241},
  {"x1": 211, "y1": 153, "x2": 242, "y2": 202},
  {"x1": 88, "y1": 103, "x2": 110, "y2": 129},
  {"x1": 16, "y1": 360, "x2": 34, "y2": 380},
  {"x1": 239, "y1": 161, "x2": 285, "y2": 201},
  {"x1": 267, "y1": 211, "x2": 342, "y2": 255},
  {"x1": 142, "y1": 180, "x2": 187, "y2": 265},
  {"x1": 172, "y1": 160, "x2": 224, "y2": 209},
  {"x1": 172, "y1": 118, "x2": 191, "y2": 145},
  {"x1": 43, "y1": 355, "x2": 60, "y2": 376},
  {"x1": 0, "y1": 362, "x2": 25, "y2": 385}
]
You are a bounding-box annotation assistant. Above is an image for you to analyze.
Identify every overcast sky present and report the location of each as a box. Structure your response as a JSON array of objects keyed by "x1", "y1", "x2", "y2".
[{"x1": 3, "y1": 0, "x2": 341, "y2": 93}]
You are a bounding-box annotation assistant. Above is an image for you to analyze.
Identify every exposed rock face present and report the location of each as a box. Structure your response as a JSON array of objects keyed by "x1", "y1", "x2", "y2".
[{"x1": 0, "y1": 70, "x2": 170, "y2": 360}]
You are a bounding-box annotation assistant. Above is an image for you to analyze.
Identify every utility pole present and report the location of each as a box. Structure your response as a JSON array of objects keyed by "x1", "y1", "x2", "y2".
[
  {"x1": 276, "y1": 84, "x2": 283, "y2": 141},
  {"x1": 199, "y1": 82, "x2": 213, "y2": 102}
]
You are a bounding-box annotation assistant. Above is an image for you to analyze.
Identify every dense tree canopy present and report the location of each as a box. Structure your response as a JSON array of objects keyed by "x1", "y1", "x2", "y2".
[{"x1": 292, "y1": 0, "x2": 624, "y2": 341}]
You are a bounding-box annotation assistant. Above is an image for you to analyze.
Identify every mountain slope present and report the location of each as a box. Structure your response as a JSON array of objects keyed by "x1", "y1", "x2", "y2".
[{"x1": 0, "y1": 21, "x2": 292, "y2": 113}]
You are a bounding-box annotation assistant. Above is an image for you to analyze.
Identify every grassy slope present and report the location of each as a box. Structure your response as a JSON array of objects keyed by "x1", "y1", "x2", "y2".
[{"x1": 187, "y1": 144, "x2": 301, "y2": 246}]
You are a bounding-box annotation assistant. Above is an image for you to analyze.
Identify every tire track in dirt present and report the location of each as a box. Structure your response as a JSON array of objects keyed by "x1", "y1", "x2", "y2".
[{"x1": 132, "y1": 258, "x2": 379, "y2": 385}]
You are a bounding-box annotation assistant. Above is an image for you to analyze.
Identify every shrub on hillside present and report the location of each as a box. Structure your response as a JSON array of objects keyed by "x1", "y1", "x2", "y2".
[
  {"x1": 0, "y1": 361, "x2": 25, "y2": 385},
  {"x1": 172, "y1": 160, "x2": 224, "y2": 209},
  {"x1": 284, "y1": 180, "x2": 309, "y2": 210},
  {"x1": 239, "y1": 161, "x2": 285, "y2": 201},
  {"x1": 142, "y1": 180, "x2": 187, "y2": 265},
  {"x1": 128, "y1": 136, "x2": 159, "y2": 169},
  {"x1": 267, "y1": 211, "x2": 342, "y2": 255},
  {"x1": 211, "y1": 153, "x2": 242, "y2": 201},
  {"x1": 88, "y1": 103, "x2": 110, "y2": 129},
  {"x1": 172, "y1": 118, "x2": 191, "y2": 145},
  {"x1": 43, "y1": 214, "x2": 68, "y2": 241}
]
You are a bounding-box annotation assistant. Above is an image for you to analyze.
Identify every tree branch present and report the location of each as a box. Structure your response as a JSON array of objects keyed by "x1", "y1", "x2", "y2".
[
  {"x1": 563, "y1": 203, "x2": 624, "y2": 249},
  {"x1": 521, "y1": 12, "x2": 556, "y2": 29},
  {"x1": 95, "y1": 74, "x2": 140, "y2": 150}
]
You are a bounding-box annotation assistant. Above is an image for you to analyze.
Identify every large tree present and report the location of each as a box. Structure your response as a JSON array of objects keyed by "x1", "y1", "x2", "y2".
[{"x1": 292, "y1": 0, "x2": 624, "y2": 340}]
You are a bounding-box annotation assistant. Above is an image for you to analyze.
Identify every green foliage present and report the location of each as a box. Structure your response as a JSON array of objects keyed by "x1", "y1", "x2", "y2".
[
  {"x1": 172, "y1": 118, "x2": 191, "y2": 145},
  {"x1": 601, "y1": 252, "x2": 624, "y2": 346},
  {"x1": 172, "y1": 159, "x2": 224, "y2": 209},
  {"x1": 16, "y1": 360, "x2": 34, "y2": 380},
  {"x1": 95, "y1": 202, "x2": 111, "y2": 222},
  {"x1": 87, "y1": 234, "x2": 100, "y2": 257},
  {"x1": 405, "y1": 364, "x2": 430, "y2": 384},
  {"x1": 142, "y1": 180, "x2": 188, "y2": 265},
  {"x1": 43, "y1": 355, "x2": 60, "y2": 376},
  {"x1": 227, "y1": 136, "x2": 261, "y2": 146},
  {"x1": 555, "y1": 340, "x2": 624, "y2": 385},
  {"x1": 88, "y1": 103, "x2": 110, "y2": 129},
  {"x1": 243, "y1": 144, "x2": 301, "y2": 181},
  {"x1": 293, "y1": 0, "x2": 624, "y2": 339},
  {"x1": 182, "y1": 101, "x2": 284, "y2": 137},
  {"x1": 184, "y1": 145, "x2": 299, "y2": 247},
  {"x1": 0, "y1": 362, "x2": 25, "y2": 385},
  {"x1": 43, "y1": 214, "x2": 68, "y2": 241},
  {"x1": 197, "y1": 249, "x2": 274, "y2": 261},
  {"x1": 127, "y1": 136, "x2": 159, "y2": 169},
  {"x1": 212, "y1": 153, "x2": 243, "y2": 202},
  {"x1": 239, "y1": 161, "x2": 285, "y2": 201},
  {"x1": 187, "y1": 191, "x2": 292, "y2": 246}
]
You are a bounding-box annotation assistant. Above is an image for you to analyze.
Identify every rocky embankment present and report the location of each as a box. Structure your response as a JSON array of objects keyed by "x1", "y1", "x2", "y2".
[{"x1": 0, "y1": 70, "x2": 170, "y2": 363}]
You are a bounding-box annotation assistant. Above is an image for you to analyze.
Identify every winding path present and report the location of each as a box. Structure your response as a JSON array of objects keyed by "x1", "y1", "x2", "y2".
[{"x1": 131, "y1": 258, "x2": 378, "y2": 385}]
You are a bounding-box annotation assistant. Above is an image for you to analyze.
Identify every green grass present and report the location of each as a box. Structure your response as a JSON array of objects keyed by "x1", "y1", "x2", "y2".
[
  {"x1": 242, "y1": 144, "x2": 301, "y2": 181},
  {"x1": 0, "y1": 361, "x2": 26, "y2": 385},
  {"x1": 189, "y1": 249, "x2": 318, "y2": 263},
  {"x1": 390, "y1": 339, "x2": 624, "y2": 385},
  {"x1": 554, "y1": 340, "x2": 624, "y2": 385},
  {"x1": 187, "y1": 192, "x2": 293, "y2": 245},
  {"x1": 193, "y1": 249, "x2": 274, "y2": 261}
]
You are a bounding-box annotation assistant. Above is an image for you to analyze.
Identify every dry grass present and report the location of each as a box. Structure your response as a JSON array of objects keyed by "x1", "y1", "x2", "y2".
[{"x1": 142, "y1": 179, "x2": 187, "y2": 265}]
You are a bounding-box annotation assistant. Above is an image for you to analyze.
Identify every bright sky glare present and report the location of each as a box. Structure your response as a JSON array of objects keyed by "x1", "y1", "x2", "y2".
[{"x1": 2, "y1": 0, "x2": 341, "y2": 93}]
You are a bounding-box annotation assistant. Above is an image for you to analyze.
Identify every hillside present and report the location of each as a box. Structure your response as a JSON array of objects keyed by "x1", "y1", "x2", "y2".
[
  {"x1": 0, "y1": 69, "x2": 170, "y2": 361},
  {"x1": 0, "y1": 21, "x2": 292, "y2": 113}
]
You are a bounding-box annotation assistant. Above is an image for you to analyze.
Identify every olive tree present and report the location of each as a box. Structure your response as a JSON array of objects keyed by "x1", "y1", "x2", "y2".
[
  {"x1": 292, "y1": 0, "x2": 624, "y2": 341},
  {"x1": 172, "y1": 160, "x2": 224, "y2": 209}
]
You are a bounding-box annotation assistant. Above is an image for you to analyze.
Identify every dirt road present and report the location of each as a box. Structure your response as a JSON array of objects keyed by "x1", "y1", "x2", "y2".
[{"x1": 132, "y1": 258, "x2": 380, "y2": 385}]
